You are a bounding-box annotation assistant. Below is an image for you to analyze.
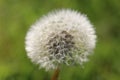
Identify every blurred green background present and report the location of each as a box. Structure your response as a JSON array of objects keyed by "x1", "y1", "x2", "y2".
[{"x1": 0, "y1": 0, "x2": 120, "y2": 80}]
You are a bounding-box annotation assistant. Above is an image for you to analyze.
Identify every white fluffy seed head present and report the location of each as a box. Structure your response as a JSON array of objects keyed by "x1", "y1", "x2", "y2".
[{"x1": 25, "y1": 9, "x2": 97, "y2": 71}]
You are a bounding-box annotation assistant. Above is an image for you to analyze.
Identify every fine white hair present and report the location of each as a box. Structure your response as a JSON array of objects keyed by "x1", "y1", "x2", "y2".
[{"x1": 25, "y1": 9, "x2": 96, "y2": 71}]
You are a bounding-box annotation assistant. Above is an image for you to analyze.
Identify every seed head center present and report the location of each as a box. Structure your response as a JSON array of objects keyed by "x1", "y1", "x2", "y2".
[{"x1": 47, "y1": 31, "x2": 74, "y2": 58}]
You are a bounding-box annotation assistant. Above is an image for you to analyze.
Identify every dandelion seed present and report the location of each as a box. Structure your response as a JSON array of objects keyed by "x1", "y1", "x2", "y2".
[{"x1": 25, "y1": 9, "x2": 96, "y2": 71}]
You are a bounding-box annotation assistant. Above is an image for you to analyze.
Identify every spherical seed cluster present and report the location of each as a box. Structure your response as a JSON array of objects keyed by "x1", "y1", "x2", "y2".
[{"x1": 25, "y1": 9, "x2": 96, "y2": 70}]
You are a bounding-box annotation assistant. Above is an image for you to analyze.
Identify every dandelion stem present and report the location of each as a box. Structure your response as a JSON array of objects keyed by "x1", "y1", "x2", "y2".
[{"x1": 51, "y1": 67, "x2": 60, "y2": 80}]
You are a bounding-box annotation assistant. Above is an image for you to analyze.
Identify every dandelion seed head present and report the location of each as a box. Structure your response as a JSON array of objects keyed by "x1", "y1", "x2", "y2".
[{"x1": 25, "y1": 9, "x2": 96, "y2": 70}]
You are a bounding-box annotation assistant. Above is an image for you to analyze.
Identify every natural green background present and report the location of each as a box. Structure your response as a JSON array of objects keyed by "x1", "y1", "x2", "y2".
[{"x1": 0, "y1": 0, "x2": 120, "y2": 80}]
